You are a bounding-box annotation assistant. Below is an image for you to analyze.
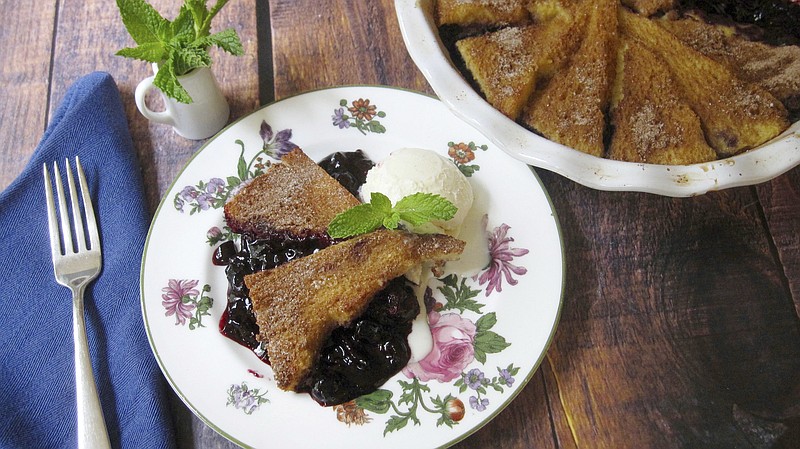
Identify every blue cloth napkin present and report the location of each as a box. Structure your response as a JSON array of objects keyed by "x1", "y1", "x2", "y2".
[{"x1": 0, "y1": 72, "x2": 176, "y2": 449}]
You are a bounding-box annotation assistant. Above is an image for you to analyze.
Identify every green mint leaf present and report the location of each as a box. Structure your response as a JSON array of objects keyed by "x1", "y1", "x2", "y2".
[
  {"x1": 394, "y1": 192, "x2": 457, "y2": 226},
  {"x1": 370, "y1": 192, "x2": 392, "y2": 214},
  {"x1": 153, "y1": 57, "x2": 192, "y2": 103},
  {"x1": 116, "y1": 0, "x2": 167, "y2": 45},
  {"x1": 171, "y1": 5, "x2": 197, "y2": 40},
  {"x1": 185, "y1": 0, "x2": 208, "y2": 21},
  {"x1": 327, "y1": 203, "x2": 384, "y2": 239},
  {"x1": 202, "y1": 29, "x2": 244, "y2": 56},
  {"x1": 382, "y1": 212, "x2": 401, "y2": 230},
  {"x1": 155, "y1": 15, "x2": 175, "y2": 43},
  {"x1": 202, "y1": 0, "x2": 230, "y2": 34},
  {"x1": 328, "y1": 191, "x2": 457, "y2": 239},
  {"x1": 116, "y1": 0, "x2": 243, "y2": 104},
  {"x1": 185, "y1": 0, "x2": 211, "y2": 36},
  {"x1": 115, "y1": 42, "x2": 165, "y2": 62},
  {"x1": 172, "y1": 45, "x2": 212, "y2": 75}
]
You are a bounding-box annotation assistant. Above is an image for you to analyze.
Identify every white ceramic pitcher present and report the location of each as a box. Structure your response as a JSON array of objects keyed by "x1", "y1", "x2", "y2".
[{"x1": 135, "y1": 64, "x2": 229, "y2": 140}]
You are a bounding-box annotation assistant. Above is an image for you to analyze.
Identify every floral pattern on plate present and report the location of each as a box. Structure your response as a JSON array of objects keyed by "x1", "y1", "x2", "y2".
[
  {"x1": 141, "y1": 86, "x2": 563, "y2": 449},
  {"x1": 346, "y1": 260, "x2": 524, "y2": 434},
  {"x1": 447, "y1": 141, "x2": 488, "y2": 177},
  {"x1": 167, "y1": 118, "x2": 530, "y2": 433},
  {"x1": 332, "y1": 98, "x2": 387, "y2": 134},
  {"x1": 161, "y1": 279, "x2": 213, "y2": 330},
  {"x1": 226, "y1": 382, "x2": 270, "y2": 415}
]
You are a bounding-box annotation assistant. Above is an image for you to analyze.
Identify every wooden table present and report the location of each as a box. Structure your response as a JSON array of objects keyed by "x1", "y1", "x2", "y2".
[{"x1": 3, "y1": 1, "x2": 799, "y2": 448}]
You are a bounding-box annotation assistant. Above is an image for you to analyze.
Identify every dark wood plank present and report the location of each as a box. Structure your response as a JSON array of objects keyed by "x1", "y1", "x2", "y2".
[
  {"x1": 269, "y1": 0, "x2": 432, "y2": 98},
  {"x1": 757, "y1": 167, "x2": 800, "y2": 318},
  {"x1": 0, "y1": 2, "x2": 57, "y2": 191},
  {"x1": 537, "y1": 169, "x2": 800, "y2": 448}
]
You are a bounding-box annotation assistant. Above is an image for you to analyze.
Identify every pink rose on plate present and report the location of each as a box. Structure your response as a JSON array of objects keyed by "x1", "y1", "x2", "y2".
[{"x1": 403, "y1": 311, "x2": 477, "y2": 382}]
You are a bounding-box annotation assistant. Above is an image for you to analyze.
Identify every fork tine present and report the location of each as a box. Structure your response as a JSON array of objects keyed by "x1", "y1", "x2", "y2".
[
  {"x1": 52, "y1": 162, "x2": 74, "y2": 254},
  {"x1": 65, "y1": 158, "x2": 88, "y2": 252},
  {"x1": 43, "y1": 164, "x2": 63, "y2": 258},
  {"x1": 74, "y1": 156, "x2": 100, "y2": 251}
]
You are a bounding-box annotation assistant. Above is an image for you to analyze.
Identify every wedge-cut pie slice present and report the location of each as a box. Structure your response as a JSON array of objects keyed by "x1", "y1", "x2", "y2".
[
  {"x1": 244, "y1": 229, "x2": 465, "y2": 392},
  {"x1": 522, "y1": 0, "x2": 618, "y2": 157},
  {"x1": 609, "y1": 38, "x2": 716, "y2": 164},
  {"x1": 456, "y1": 5, "x2": 583, "y2": 119},
  {"x1": 223, "y1": 148, "x2": 360, "y2": 239},
  {"x1": 656, "y1": 13, "x2": 800, "y2": 114},
  {"x1": 435, "y1": 0, "x2": 529, "y2": 27},
  {"x1": 619, "y1": 9, "x2": 789, "y2": 157}
]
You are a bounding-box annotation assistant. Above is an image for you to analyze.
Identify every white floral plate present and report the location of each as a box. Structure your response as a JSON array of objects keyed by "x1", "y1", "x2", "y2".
[
  {"x1": 395, "y1": 0, "x2": 800, "y2": 197},
  {"x1": 140, "y1": 86, "x2": 564, "y2": 448}
]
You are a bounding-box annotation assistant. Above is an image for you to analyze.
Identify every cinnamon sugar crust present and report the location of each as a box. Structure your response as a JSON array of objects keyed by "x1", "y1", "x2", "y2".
[
  {"x1": 244, "y1": 229, "x2": 465, "y2": 391},
  {"x1": 619, "y1": 9, "x2": 789, "y2": 157},
  {"x1": 609, "y1": 38, "x2": 716, "y2": 164},
  {"x1": 223, "y1": 148, "x2": 361, "y2": 239},
  {"x1": 435, "y1": 0, "x2": 529, "y2": 27},
  {"x1": 439, "y1": 0, "x2": 795, "y2": 164},
  {"x1": 656, "y1": 13, "x2": 800, "y2": 114},
  {"x1": 523, "y1": 0, "x2": 618, "y2": 157},
  {"x1": 456, "y1": 9, "x2": 583, "y2": 120}
]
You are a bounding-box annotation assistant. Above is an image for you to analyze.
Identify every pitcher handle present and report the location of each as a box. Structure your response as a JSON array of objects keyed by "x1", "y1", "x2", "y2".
[{"x1": 134, "y1": 76, "x2": 175, "y2": 126}]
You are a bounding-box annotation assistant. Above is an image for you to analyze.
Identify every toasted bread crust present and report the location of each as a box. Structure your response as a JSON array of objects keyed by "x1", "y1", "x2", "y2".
[
  {"x1": 522, "y1": 0, "x2": 618, "y2": 157},
  {"x1": 609, "y1": 38, "x2": 716, "y2": 164},
  {"x1": 439, "y1": 0, "x2": 794, "y2": 164},
  {"x1": 656, "y1": 14, "x2": 800, "y2": 113},
  {"x1": 456, "y1": 4, "x2": 583, "y2": 120},
  {"x1": 223, "y1": 149, "x2": 361, "y2": 238},
  {"x1": 245, "y1": 229, "x2": 465, "y2": 391},
  {"x1": 435, "y1": 0, "x2": 529, "y2": 27},
  {"x1": 619, "y1": 9, "x2": 789, "y2": 157}
]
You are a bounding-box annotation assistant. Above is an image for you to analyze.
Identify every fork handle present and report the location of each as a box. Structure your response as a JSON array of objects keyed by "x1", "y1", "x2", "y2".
[{"x1": 73, "y1": 287, "x2": 112, "y2": 449}]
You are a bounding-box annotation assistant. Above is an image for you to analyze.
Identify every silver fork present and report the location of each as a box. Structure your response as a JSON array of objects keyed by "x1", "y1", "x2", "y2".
[{"x1": 44, "y1": 157, "x2": 111, "y2": 449}]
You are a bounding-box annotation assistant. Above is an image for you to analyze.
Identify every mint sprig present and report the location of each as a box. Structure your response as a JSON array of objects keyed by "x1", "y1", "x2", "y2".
[
  {"x1": 116, "y1": 0, "x2": 244, "y2": 103},
  {"x1": 328, "y1": 192, "x2": 457, "y2": 239}
]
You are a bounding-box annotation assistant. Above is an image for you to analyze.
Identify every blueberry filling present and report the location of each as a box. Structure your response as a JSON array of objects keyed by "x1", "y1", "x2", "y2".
[{"x1": 214, "y1": 150, "x2": 421, "y2": 406}]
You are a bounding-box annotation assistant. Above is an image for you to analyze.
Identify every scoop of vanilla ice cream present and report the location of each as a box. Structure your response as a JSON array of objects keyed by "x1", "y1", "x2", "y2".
[{"x1": 359, "y1": 148, "x2": 474, "y2": 235}]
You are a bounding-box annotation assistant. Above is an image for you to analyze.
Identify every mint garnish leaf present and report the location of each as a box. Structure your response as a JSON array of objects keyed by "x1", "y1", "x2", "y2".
[
  {"x1": 394, "y1": 192, "x2": 458, "y2": 226},
  {"x1": 328, "y1": 192, "x2": 457, "y2": 239},
  {"x1": 117, "y1": 0, "x2": 167, "y2": 45},
  {"x1": 328, "y1": 203, "x2": 386, "y2": 238},
  {"x1": 115, "y1": 0, "x2": 244, "y2": 103}
]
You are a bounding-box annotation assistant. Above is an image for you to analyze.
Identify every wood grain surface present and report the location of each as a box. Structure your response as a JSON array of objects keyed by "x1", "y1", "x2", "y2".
[{"x1": 0, "y1": 0, "x2": 798, "y2": 448}]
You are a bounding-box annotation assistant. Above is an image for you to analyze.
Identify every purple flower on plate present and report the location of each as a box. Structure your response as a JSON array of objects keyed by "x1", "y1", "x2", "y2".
[
  {"x1": 464, "y1": 368, "x2": 486, "y2": 390},
  {"x1": 476, "y1": 223, "x2": 530, "y2": 296},
  {"x1": 205, "y1": 177, "x2": 225, "y2": 194},
  {"x1": 226, "y1": 383, "x2": 269, "y2": 415},
  {"x1": 332, "y1": 107, "x2": 350, "y2": 129},
  {"x1": 207, "y1": 226, "x2": 223, "y2": 240},
  {"x1": 161, "y1": 279, "x2": 199, "y2": 326},
  {"x1": 179, "y1": 185, "x2": 199, "y2": 201},
  {"x1": 470, "y1": 396, "x2": 489, "y2": 411},
  {"x1": 260, "y1": 120, "x2": 298, "y2": 159},
  {"x1": 196, "y1": 193, "x2": 214, "y2": 211},
  {"x1": 499, "y1": 368, "x2": 515, "y2": 387}
]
